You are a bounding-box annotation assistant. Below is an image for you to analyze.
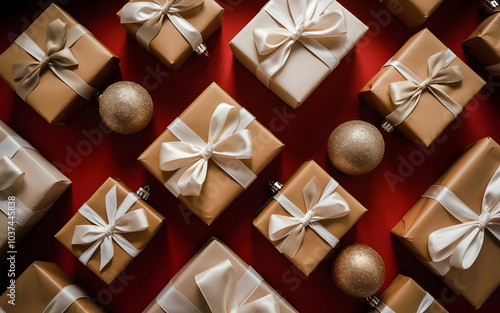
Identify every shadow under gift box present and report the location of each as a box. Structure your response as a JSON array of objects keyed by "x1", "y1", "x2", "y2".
[
  {"x1": 55, "y1": 178, "x2": 165, "y2": 284},
  {"x1": 378, "y1": 0, "x2": 444, "y2": 29},
  {"x1": 253, "y1": 160, "x2": 367, "y2": 275},
  {"x1": 359, "y1": 28, "x2": 485, "y2": 147},
  {"x1": 229, "y1": 0, "x2": 368, "y2": 109},
  {"x1": 138, "y1": 82, "x2": 284, "y2": 225},
  {"x1": 0, "y1": 4, "x2": 120, "y2": 125},
  {"x1": 0, "y1": 120, "x2": 71, "y2": 260},
  {"x1": 142, "y1": 237, "x2": 299, "y2": 313},
  {"x1": 391, "y1": 137, "x2": 500, "y2": 309}
]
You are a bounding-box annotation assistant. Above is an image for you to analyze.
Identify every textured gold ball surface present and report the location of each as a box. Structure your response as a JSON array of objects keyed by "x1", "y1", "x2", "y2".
[
  {"x1": 327, "y1": 120, "x2": 384, "y2": 175},
  {"x1": 99, "y1": 81, "x2": 153, "y2": 134},
  {"x1": 332, "y1": 243, "x2": 385, "y2": 298}
]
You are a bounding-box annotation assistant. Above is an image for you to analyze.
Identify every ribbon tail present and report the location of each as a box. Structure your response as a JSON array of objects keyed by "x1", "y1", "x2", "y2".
[
  {"x1": 136, "y1": 12, "x2": 164, "y2": 51},
  {"x1": 256, "y1": 40, "x2": 294, "y2": 88},
  {"x1": 78, "y1": 237, "x2": 104, "y2": 266},
  {"x1": 276, "y1": 225, "x2": 305, "y2": 257}
]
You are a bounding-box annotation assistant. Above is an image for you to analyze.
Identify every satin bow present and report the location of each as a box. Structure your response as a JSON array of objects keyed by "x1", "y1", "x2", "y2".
[
  {"x1": 254, "y1": 0, "x2": 346, "y2": 87},
  {"x1": 72, "y1": 185, "x2": 149, "y2": 271},
  {"x1": 385, "y1": 49, "x2": 464, "y2": 127},
  {"x1": 160, "y1": 103, "x2": 256, "y2": 197},
  {"x1": 121, "y1": 0, "x2": 204, "y2": 51},
  {"x1": 269, "y1": 177, "x2": 350, "y2": 257}
]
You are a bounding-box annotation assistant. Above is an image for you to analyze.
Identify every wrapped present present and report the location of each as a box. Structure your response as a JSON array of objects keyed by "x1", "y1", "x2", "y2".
[
  {"x1": 253, "y1": 160, "x2": 367, "y2": 275},
  {"x1": 0, "y1": 120, "x2": 71, "y2": 259},
  {"x1": 391, "y1": 137, "x2": 500, "y2": 309},
  {"x1": 138, "y1": 82, "x2": 284, "y2": 225},
  {"x1": 0, "y1": 4, "x2": 120, "y2": 124},
  {"x1": 0, "y1": 261, "x2": 103, "y2": 313},
  {"x1": 359, "y1": 29, "x2": 485, "y2": 147},
  {"x1": 378, "y1": 0, "x2": 444, "y2": 29},
  {"x1": 55, "y1": 178, "x2": 165, "y2": 284},
  {"x1": 143, "y1": 237, "x2": 299, "y2": 313},
  {"x1": 229, "y1": 0, "x2": 368, "y2": 108},
  {"x1": 367, "y1": 275, "x2": 448, "y2": 313},
  {"x1": 118, "y1": 0, "x2": 223, "y2": 72}
]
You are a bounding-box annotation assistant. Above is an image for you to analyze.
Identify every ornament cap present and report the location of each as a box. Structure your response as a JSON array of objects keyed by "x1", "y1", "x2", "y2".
[
  {"x1": 485, "y1": 0, "x2": 500, "y2": 14},
  {"x1": 381, "y1": 120, "x2": 394, "y2": 133},
  {"x1": 136, "y1": 185, "x2": 150, "y2": 201},
  {"x1": 269, "y1": 181, "x2": 283, "y2": 194},
  {"x1": 195, "y1": 43, "x2": 209, "y2": 57},
  {"x1": 366, "y1": 296, "x2": 381, "y2": 308}
]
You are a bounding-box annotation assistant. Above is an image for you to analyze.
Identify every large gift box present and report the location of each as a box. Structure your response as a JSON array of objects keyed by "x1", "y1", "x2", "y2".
[
  {"x1": 253, "y1": 160, "x2": 367, "y2": 275},
  {"x1": 118, "y1": 0, "x2": 223, "y2": 72},
  {"x1": 0, "y1": 261, "x2": 103, "y2": 313},
  {"x1": 143, "y1": 237, "x2": 299, "y2": 313},
  {"x1": 0, "y1": 120, "x2": 71, "y2": 259},
  {"x1": 229, "y1": 0, "x2": 368, "y2": 108},
  {"x1": 368, "y1": 275, "x2": 448, "y2": 313},
  {"x1": 0, "y1": 4, "x2": 120, "y2": 124},
  {"x1": 138, "y1": 82, "x2": 284, "y2": 225},
  {"x1": 378, "y1": 0, "x2": 444, "y2": 29},
  {"x1": 55, "y1": 177, "x2": 165, "y2": 284},
  {"x1": 359, "y1": 29, "x2": 485, "y2": 147},
  {"x1": 391, "y1": 137, "x2": 500, "y2": 309}
]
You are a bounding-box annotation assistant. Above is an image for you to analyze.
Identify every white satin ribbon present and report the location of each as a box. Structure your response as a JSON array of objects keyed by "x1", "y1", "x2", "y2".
[
  {"x1": 422, "y1": 164, "x2": 500, "y2": 275},
  {"x1": 254, "y1": 0, "x2": 347, "y2": 87},
  {"x1": 160, "y1": 103, "x2": 256, "y2": 197},
  {"x1": 269, "y1": 177, "x2": 350, "y2": 258},
  {"x1": 43, "y1": 285, "x2": 90, "y2": 313},
  {"x1": 384, "y1": 49, "x2": 464, "y2": 127},
  {"x1": 374, "y1": 292, "x2": 434, "y2": 313},
  {"x1": 121, "y1": 0, "x2": 204, "y2": 52},
  {"x1": 71, "y1": 185, "x2": 149, "y2": 271}
]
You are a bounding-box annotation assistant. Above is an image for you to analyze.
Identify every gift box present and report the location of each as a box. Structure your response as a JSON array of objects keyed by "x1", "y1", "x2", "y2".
[
  {"x1": 0, "y1": 4, "x2": 120, "y2": 124},
  {"x1": 359, "y1": 29, "x2": 485, "y2": 147},
  {"x1": 253, "y1": 160, "x2": 367, "y2": 275},
  {"x1": 143, "y1": 237, "x2": 299, "y2": 313},
  {"x1": 391, "y1": 137, "x2": 500, "y2": 309},
  {"x1": 118, "y1": 0, "x2": 223, "y2": 72},
  {"x1": 55, "y1": 177, "x2": 165, "y2": 284},
  {"x1": 138, "y1": 82, "x2": 284, "y2": 225},
  {"x1": 378, "y1": 0, "x2": 444, "y2": 29},
  {"x1": 368, "y1": 275, "x2": 448, "y2": 313},
  {"x1": 229, "y1": 0, "x2": 368, "y2": 108},
  {"x1": 0, "y1": 120, "x2": 71, "y2": 260},
  {"x1": 0, "y1": 261, "x2": 103, "y2": 313}
]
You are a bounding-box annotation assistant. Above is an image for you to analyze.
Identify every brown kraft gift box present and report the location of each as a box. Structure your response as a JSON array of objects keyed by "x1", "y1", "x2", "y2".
[
  {"x1": 391, "y1": 137, "x2": 500, "y2": 309},
  {"x1": 0, "y1": 4, "x2": 120, "y2": 124},
  {"x1": 253, "y1": 160, "x2": 367, "y2": 275},
  {"x1": 138, "y1": 82, "x2": 284, "y2": 225},
  {"x1": 378, "y1": 0, "x2": 444, "y2": 29}
]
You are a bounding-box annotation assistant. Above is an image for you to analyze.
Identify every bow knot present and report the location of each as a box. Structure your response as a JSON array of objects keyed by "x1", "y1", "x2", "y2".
[
  {"x1": 104, "y1": 222, "x2": 116, "y2": 237},
  {"x1": 289, "y1": 24, "x2": 305, "y2": 41},
  {"x1": 201, "y1": 142, "x2": 214, "y2": 160},
  {"x1": 38, "y1": 55, "x2": 51, "y2": 70},
  {"x1": 419, "y1": 77, "x2": 431, "y2": 91},
  {"x1": 160, "y1": 0, "x2": 175, "y2": 15},
  {"x1": 478, "y1": 211, "x2": 492, "y2": 231},
  {"x1": 300, "y1": 209, "x2": 315, "y2": 227}
]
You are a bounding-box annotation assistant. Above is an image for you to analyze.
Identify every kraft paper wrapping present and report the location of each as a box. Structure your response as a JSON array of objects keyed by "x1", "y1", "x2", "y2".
[
  {"x1": 0, "y1": 120, "x2": 71, "y2": 260},
  {"x1": 0, "y1": 4, "x2": 120, "y2": 124},
  {"x1": 391, "y1": 137, "x2": 500, "y2": 309},
  {"x1": 0, "y1": 261, "x2": 104, "y2": 313},
  {"x1": 229, "y1": 0, "x2": 368, "y2": 109},
  {"x1": 253, "y1": 160, "x2": 367, "y2": 275},
  {"x1": 138, "y1": 82, "x2": 284, "y2": 225},
  {"x1": 359, "y1": 29, "x2": 485, "y2": 147},
  {"x1": 117, "y1": 0, "x2": 223, "y2": 72},
  {"x1": 55, "y1": 178, "x2": 165, "y2": 284},
  {"x1": 367, "y1": 275, "x2": 448, "y2": 313},
  {"x1": 143, "y1": 237, "x2": 299, "y2": 313},
  {"x1": 378, "y1": 0, "x2": 444, "y2": 29}
]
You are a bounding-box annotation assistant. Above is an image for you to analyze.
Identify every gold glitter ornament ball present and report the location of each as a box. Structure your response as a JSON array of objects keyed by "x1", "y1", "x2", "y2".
[
  {"x1": 332, "y1": 244, "x2": 385, "y2": 298},
  {"x1": 327, "y1": 120, "x2": 384, "y2": 175},
  {"x1": 99, "y1": 81, "x2": 153, "y2": 134}
]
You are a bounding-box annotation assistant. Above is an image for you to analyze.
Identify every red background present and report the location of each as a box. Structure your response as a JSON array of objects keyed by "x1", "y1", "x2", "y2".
[{"x1": 1, "y1": 0, "x2": 500, "y2": 312}]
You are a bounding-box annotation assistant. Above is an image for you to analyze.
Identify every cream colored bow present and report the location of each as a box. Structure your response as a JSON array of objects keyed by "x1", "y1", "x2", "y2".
[
  {"x1": 254, "y1": 0, "x2": 346, "y2": 87},
  {"x1": 385, "y1": 49, "x2": 464, "y2": 127},
  {"x1": 269, "y1": 177, "x2": 350, "y2": 257},
  {"x1": 13, "y1": 19, "x2": 97, "y2": 101},
  {"x1": 160, "y1": 103, "x2": 256, "y2": 197},
  {"x1": 121, "y1": 0, "x2": 204, "y2": 52},
  {"x1": 72, "y1": 185, "x2": 149, "y2": 271}
]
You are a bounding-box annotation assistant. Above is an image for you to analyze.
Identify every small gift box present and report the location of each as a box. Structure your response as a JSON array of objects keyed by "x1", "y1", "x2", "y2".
[
  {"x1": 0, "y1": 4, "x2": 120, "y2": 124},
  {"x1": 143, "y1": 237, "x2": 299, "y2": 313},
  {"x1": 392, "y1": 137, "x2": 500, "y2": 309},
  {"x1": 118, "y1": 0, "x2": 223, "y2": 72},
  {"x1": 0, "y1": 261, "x2": 103, "y2": 313},
  {"x1": 0, "y1": 120, "x2": 71, "y2": 259},
  {"x1": 378, "y1": 0, "x2": 444, "y2": 29},
  {"x1": 367, "y1": 275, "x2": 448, "y2": 313},
  {"x1": 138, "y1": 82, "x2": 284, "y2": 225},
  {"x1": 253, "y1": 160, "x2": 367, "y2": 275},
  {"x1": 55, "y1": 178, "x2": 165, "y2": 284},
  {"x1": 359, "y1": 29, "x2": 485, "y2": 147},
  {"x1": 229, "y1": 0, "x2": 368, "y2": 108}
]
